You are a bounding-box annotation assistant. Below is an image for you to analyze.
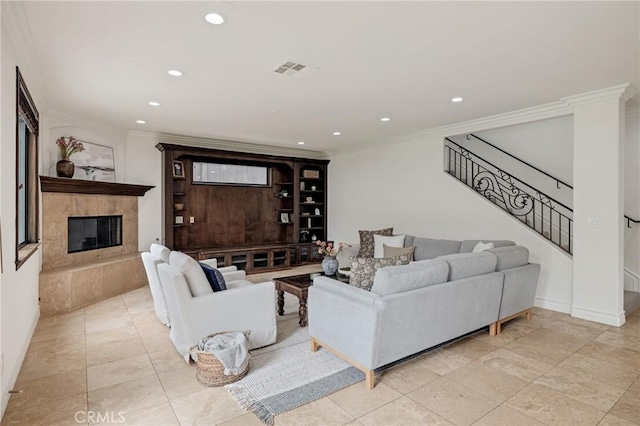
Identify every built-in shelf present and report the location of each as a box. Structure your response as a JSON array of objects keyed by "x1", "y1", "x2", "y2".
[{"x1": 40, "y1": 176, "x2": 154, "y2": 196}]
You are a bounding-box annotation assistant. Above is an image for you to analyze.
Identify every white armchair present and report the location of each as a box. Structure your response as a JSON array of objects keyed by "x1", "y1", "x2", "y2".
[{"x1": 157, "y1": 253, "x2": 277, "y2": 361}]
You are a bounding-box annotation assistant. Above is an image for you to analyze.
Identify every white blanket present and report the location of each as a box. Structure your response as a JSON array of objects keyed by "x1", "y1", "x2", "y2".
[{"x1": 197, "y1": 332, "x2": 250, "y2": 375}]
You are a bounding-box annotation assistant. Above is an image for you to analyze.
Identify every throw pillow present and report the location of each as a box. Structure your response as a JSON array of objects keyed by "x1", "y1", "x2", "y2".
[
  {"x1": 383, "y1": 244, "x2": 416, "y2": 260},
  {"x1": 373, "y1": 234, "x2": 405, "y2": 258},
  {"x1": 199, "y1": 263, "x2": 227, "y2": 292},
  {"x1": 169, "y1": 251, "x2": 213, "y2": 297},
  {"x1": 358, "y1": 227, "x2": 393, "y2": 257},
  {"x1": 472, "y1": 241, "x2": 495, "y2": 253},
  {"x1": 150, "y1": 243, "x2": 170, "y2": 263},
  {"x1": 349, "y1": 254, "x2": 412, "y2": 291}
]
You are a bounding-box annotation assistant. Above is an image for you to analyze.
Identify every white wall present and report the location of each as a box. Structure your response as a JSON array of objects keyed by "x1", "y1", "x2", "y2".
[
  {"x1": 624, "y1": 111, "x2": 640, "y2": 290},
  {"x1": 327, "y1": 132, "x2": 574, "y2": 313},
  {"x1": 1, "y1": 20, "x2": 42, "y2": 417}
]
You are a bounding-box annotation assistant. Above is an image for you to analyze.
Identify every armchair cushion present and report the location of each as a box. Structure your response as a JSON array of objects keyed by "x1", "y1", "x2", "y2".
[
  {"x1": 169, "y1": 251, "x2": 213, "y2": 297},
  {"x1": 150, "y1": 243, "x2": 171, "y2": 263},
  {"x1": 200, "y1": 263, "x2": 227, "y2": 292}
]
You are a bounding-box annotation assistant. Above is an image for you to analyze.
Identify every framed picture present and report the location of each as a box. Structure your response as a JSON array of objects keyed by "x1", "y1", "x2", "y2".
[
  {"x1": 280, "y1": 212, "x2": 290, "y2": 223},
  {"x1": 172, "y1": 160, "x2": 185, "y2": 179},
  {"x1": 302, "y1": 170, "x2": 320, "y2": 179},
  {"x1": 73, "y1": 140, "x2": 116, "y2": 182},
  {"x1": 175, "y1": 216, "x2": 184, "y2": 225}
]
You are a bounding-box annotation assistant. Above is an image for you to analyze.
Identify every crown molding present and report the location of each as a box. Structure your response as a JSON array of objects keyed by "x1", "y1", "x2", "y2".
[
  {"x1": 626, "y1": 106, "x2": 640, "y2": 119},
  {"x1": 2, "y1": 1, "x2": 50, "y2": 111},
  {"x1": 561, "y1": 84, "x2": 638, "y2": 108}
]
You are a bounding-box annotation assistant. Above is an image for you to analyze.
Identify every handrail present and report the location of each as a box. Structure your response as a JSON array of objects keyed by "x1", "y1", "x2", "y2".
[
  {"x1": 445, "y1": 138, "x2": 573, "y2": 212},
  {"x1": 625, "y1": 215, "x2": 640, "y2": 228},
  {"x1": 467, "y1": 134, "x2": 573, "y2": 190}
]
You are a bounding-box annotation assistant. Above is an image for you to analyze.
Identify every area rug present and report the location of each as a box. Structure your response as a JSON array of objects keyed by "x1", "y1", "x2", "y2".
[{"x1": 225, "y1": 317, "x2": 364, "y2": 425}]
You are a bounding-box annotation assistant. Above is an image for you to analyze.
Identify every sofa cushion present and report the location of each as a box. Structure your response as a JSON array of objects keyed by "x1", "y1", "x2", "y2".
[
  {"x1": 200, "y1": 263, "x2": 227, "y2": 292},
  {"x1": 487, "y1": 245, "x2": 530, "y2": 271},
  {"x1": 459, "y1": 240, "x2": 515, "y2": 253},
  {"x1": 438, "y1": 252, "x2": 498, "y2": 281},
  {"x1": 383, "y1": 244, "x2": 415, "y2": 259},
  {"x1": 150, "y1": 243, "x2": 171, "y2": 263},
  {"x1": 358, "y1": 228, "x2": 393, "y2": 257},
  {"x1": 169, "y1": 251, "x2": 214, "y2": 297},
  {"x1": 371, "y1": 259, "x2": 449, "y2": 296},
  {"x1": 349, "y1": 254, "x2": 411, "y2": 291},
  {"x1": 374, "y1": 234, "x2": 405, "y2": 258},
  {"x1": 407, "y1": 236, "x2": 462, "y2": 261}
]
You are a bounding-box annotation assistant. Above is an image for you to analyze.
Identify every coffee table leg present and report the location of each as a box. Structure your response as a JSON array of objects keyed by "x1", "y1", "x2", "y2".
[
  {"x1": 299, "y1": 298, "x2": 307, "y2": 327},
  {"x1": 277, "y1": 290, "x2": 285, "y2": 316}
]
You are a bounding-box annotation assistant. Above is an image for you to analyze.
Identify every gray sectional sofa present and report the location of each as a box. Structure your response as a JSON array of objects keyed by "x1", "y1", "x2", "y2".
[{"x1": 309, "y1": 236, "x2": 540, "y2": 389}]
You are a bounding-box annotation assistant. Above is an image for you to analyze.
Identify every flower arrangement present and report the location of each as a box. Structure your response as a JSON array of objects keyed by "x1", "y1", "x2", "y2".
[
  {"x1": 315, "y1": 240, "x2": 350, "y2": 257},
  {"x1": 56, "y1": 136, "x2": 84, "y2": 160}
]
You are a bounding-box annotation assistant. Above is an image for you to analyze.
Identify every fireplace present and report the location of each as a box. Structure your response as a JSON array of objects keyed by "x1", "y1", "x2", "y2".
[{"x1": 68, "y1": 215, "x2": 123, "y2": 253}]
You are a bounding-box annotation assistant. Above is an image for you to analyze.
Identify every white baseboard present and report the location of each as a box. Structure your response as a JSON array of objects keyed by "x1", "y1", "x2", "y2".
[
  {"x1": 624, "y1": 268, "x2": 640, "y2": 292},
  {"x1": 534, "y1": 297, "x2": 572, "y2": 314},
  {"x1": 571, "y1": 306, "x2": 625, "y2": 327}
]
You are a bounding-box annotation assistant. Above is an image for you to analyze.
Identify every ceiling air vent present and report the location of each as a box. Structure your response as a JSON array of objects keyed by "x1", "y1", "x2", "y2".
[{"x1": 272, "y1": 60, "x2": 318, "y2": 79}]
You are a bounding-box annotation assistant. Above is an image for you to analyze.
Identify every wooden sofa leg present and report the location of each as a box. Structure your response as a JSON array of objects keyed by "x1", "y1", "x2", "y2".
[
  {"x1": 489, "y1": 322, "x2": 498, "y2": 336},
  {"x1": 365, "y1": 370, "x2": 375, "y2": 389},
  {"x1": 526, "y1": 308, "x2": 532, "y2": 320},
  {"x1": 311, "y1": 338, "x2": 319, "y2": 352}
]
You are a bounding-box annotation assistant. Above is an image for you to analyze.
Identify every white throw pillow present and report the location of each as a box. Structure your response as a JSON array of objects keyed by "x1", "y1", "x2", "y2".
[
  {"x1": 150, "y1": 243, "x2": 171, "y2": 263},
  {"x1": 169, "y1": 251, "x2": 213, "y2": 297},
  {"x1": 373, "y1": 234, "x2": 405, "y2": 258},
  {"x1": 472, "y1": 241, "x2": 495, "y2": 253}
]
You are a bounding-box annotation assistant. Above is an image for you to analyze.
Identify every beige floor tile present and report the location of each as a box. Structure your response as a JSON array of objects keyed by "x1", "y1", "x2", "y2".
[
  {"x1": 505, "y1": 328, "x2": 589, "y2": 365},
  {"x1": 473, "y1": 405, "x2": 544, "y2": 426},
  {"x1": 578, "y1": 342, "x2": 640, "y2": 372},
  {"x1": 31, "y1": 310, "x2": 86, "y2": 343},
  {"x1": 344, "y1": 421, "x2": 364, "y2": 426},
  {"x1": 96, "y1": 401, "x2": 179, "y2": 426},
  {"x1": 121, "y1": 286, "x2": 152, "y2": 303},
  {"x1": 84, "y1": 295, "x2": 126, "y2": 316},
  {"x1": 544, "y1": 319, "x2": 608, "y2": 341},
  {"x1": 139, "y1": 329, "x2": 175, "y2": 354},
  {"x1": 148, "y1": 348, "x2": 186, "y2": 374},
  {"x1": 89, "y1": 375, "x2": 168, "y2": 416},
  {"x1": 557, "y1": 353, "x2": 639, "y2": 390},
  {"x1": 218, "y1": 413, "x2": 265, "y2": 426},
  {"x1": 596, "y1": 331, "x2": 640, "y2": 352},
  {"x1": 443, "y1": 338, "x2": 497, "y2": 362},
  {"x1": 505, "y1": 383, "x2": 606, "y2": 425},
  {"x1": 26, "y1": 333, "x2": 86, "y2": 356},
  {"x1": 7, "y1": 368, "x2": 86, "y2": 412},
  {"x1": 274, "y1": 396, "x2": 354, "y2": 426},
  {"x1": 170, "y1": 387, "x2": 249, "y2": 426},
  {"x1": 445, "y1": 362, "x2": 529, "y2": 403},
  {"x1": 2, "y1": 393, "x2": 87, "y2": 426},
  {"x1": 124, "y1": 296, "x2": 155, "y2": 315},
  {"x1": 87, "y1": 354, "x2": 156, "y2": 391},
  {"x1": 534, "y1": 365, "x2": 626, "y2": 411},
  {"x1": 17, "y1": 341, "x2": 87, "y2": 383},
  {"x1": 358, "y1": 396, "x2": 453, "y2": 426},
  {"x1": 609, "y1": 383, "x2": 640, "y2": 424},
  {"x1": 157, "y1": 362, "x2": 203, "y2": 400},
  {"x1": 599, "y1": 413, "x2": 640, "y2": 426},
  {"x1": 563, "y1": 315, "x2": 612, "y2": 331},
  {"x1": 86, "y1": 335, "x2": 148, "y2": 367},
  {"x1": 418, "y1": 348, "x2": 470, "y2": 375},
  {"x1": 472, "y1": 320, "x2": 537, "y2": 347},
  {"x1": 328, "y1": 381, "x2": 402, "y2": 418},
  {"x1": 86, "y1": 325, "x2": 139, "y2": 347},
  {"x1": 477, "y1": 348, "x2": 553, "y2": 382},
  {"x1": 407, "y1": 376, "x2": 499, "y2": 426},
  {"x1": 378, "y1": 356, "x2": 441, "y2": 394},
  {"x1": 131, "y1": 310, "x2": 171, "y2": 335},
  {"x1": 85, "y1": 314, "x2": 133, "y2": 334}
]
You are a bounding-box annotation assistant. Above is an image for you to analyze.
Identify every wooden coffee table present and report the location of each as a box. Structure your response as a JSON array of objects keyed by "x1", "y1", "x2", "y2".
[{"x1": 274, "y1": 272, "x2": 348, "y2": 327}]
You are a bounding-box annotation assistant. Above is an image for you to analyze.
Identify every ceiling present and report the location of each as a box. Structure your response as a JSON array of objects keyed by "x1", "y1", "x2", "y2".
[{"x1": 18, "y1": 1, "x2": 640, "y2": 152}]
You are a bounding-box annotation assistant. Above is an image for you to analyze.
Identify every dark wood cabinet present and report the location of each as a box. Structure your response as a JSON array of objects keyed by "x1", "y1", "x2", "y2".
[{"x1": 156, "y1": 143, "x2": 328, "y2": 272}]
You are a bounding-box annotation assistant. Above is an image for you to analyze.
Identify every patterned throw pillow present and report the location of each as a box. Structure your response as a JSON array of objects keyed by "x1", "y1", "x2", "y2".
[
  {"x1": 349, "y1": 254, "x2": 412, "y2": 291},
  {"x1": 358, "y1": 227, "x2": 393, "y2": 257},
  {"x1": 200, "y1": 263, "x2": 227, "y2": 292}
]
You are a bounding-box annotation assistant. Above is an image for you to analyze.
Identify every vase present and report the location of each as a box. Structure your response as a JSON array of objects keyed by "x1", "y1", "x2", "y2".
[
  {"x1": 322, "y1": 256, "x2": 339, "y2": 276},
  {"x1": 56, "y1": 158, "x2": 75, "y2": 178}
]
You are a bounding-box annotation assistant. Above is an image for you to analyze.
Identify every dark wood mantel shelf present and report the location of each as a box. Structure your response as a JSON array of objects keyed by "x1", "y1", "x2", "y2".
[{"x1": 40, "y1": 176, "x2": 154, "y2": 197}]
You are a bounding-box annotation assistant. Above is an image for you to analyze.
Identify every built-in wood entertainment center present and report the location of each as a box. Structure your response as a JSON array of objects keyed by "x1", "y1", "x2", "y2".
[{"x1": 156, "y1": 143, "x2": 329, "y2": 273}]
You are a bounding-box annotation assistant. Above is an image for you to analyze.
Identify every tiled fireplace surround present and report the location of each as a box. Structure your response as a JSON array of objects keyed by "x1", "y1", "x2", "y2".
[{"x1": 39, "y1": 178, "x2": 153, "y2": 315}]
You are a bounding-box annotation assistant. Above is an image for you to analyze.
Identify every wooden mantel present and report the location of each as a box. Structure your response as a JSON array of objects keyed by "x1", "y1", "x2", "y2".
[{"x1": 40, "y1": 176, "x2": 154, "y2": 196}]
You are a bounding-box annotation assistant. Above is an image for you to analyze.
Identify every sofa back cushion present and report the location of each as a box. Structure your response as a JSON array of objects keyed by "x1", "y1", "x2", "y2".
[
  {"x1": 150, "y1": 243, "x2": 171, "y2": 263},
  {"x1": 405, "y1": 236, "x2": 461, "y2": 261},
  {"x1": 438, "y1": 252, "x2": 498, "y2": 281},
  {"x1": 459, "y1": 240, "x2": 515, "y2": 253},
  {"x1": 371, "y1": 259, "x2": 449, "y2": 296},
  {"x1": 169, "y1": 251, "x2": 214, "y2": 297},
  {"x1": 487, "y1": 245, "x2": 530, "y2": 271}
]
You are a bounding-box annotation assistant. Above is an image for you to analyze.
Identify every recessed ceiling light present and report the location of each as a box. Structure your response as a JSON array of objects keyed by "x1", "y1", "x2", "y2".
[
  {"x1": 205, "y1": 13, "x2": 225, "y2": 25},
  {"x1": 148, "y1": 101, "x2": 160, "y2": 107},
  {"x1": 380, "y1": 117, "x2": 390, "y2": 122},
  {"x1": 298, "y1": 141, "x2": 305, "y2": 145},
  {"x1": 136, "y1": 120, "x2": 146, "y2": 124},
  {"x1": 168, "y1": 70, "x2": 183, "y2": 77},
  {"x1": 451, "y1": 97, "x2": 464, "y2": 103},
  {"x1": 333, "y1": 132, "x2": 341, "y2": 136}
]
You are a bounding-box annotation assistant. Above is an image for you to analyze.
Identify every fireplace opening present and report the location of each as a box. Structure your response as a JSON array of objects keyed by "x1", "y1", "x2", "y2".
[{"x1": 68, "y1": 215, "x2": 123, "y2": 253}]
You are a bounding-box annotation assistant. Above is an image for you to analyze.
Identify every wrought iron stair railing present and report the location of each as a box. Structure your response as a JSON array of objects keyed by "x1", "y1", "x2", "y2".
[{"x1": 444, "y1": 138, "x2": 574, "y2": 254}]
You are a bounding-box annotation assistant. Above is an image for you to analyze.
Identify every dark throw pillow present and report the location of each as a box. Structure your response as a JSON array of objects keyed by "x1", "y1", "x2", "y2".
[
  {"x1": 200, "y1": 263, "x2": 227, "y2": 292},
  {"x1": 349, "y1": 254, "x2": 412, "y2": 291},
  {"x1": 358, "y1": 227, "x2": 393, "y2": 258}
]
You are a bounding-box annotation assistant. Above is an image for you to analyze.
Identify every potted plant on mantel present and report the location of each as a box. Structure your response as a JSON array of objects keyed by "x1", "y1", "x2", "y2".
[{"x1": 55, "y1": 136, "x2": 84, "y2": 178}]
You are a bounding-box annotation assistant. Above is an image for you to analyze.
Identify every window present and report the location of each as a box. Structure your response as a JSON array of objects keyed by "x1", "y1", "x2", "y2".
[
  {"x1": 15, "y1": 67, "x2": 39, "y2": 268},
  {"x1": 192, "y1": 162, "x2": 269, "y2": 186}
]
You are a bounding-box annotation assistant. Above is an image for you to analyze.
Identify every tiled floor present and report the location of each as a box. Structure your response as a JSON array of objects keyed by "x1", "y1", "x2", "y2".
[{"x1": 3, "y1": 266, "x2": 640, "y2": 425}]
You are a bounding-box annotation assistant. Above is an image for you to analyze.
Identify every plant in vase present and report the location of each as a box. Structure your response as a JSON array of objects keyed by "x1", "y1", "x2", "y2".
[
  {"x1": 315, "y1": 240, "x2": 350, "y2": 276},
  {"x1": 55, "y1": 136, "x2": 84, "y2": 178}
]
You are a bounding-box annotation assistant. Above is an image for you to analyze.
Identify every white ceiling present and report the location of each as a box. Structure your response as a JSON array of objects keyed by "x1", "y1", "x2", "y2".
[{"x1": 19, "y1": 1, "x2": 640, "y2": 152}]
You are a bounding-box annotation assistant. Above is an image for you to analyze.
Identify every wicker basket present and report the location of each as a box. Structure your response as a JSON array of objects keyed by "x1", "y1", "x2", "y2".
[{"x1": 190, "y1": 331, "x2": 250, "y2": 387}]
